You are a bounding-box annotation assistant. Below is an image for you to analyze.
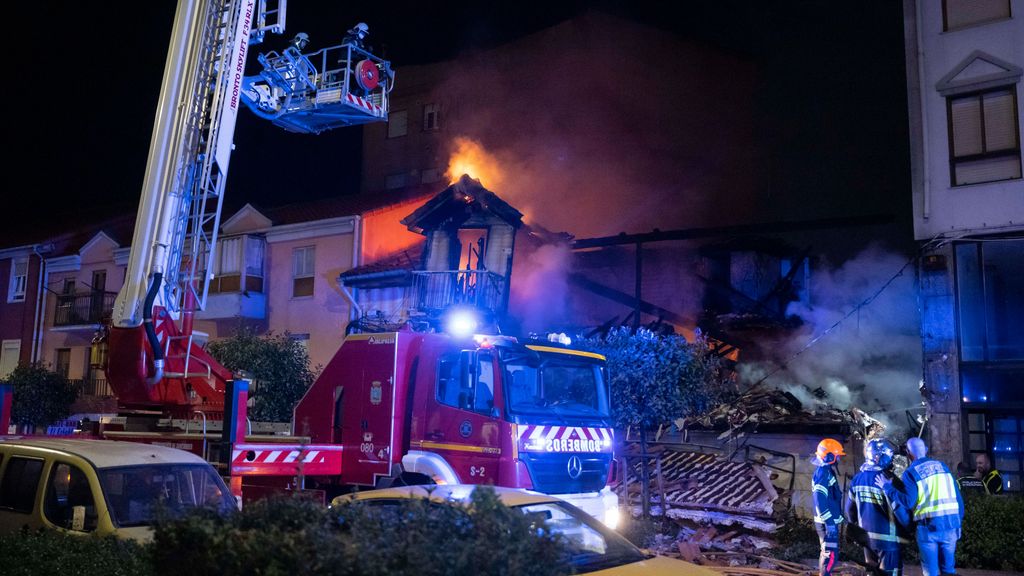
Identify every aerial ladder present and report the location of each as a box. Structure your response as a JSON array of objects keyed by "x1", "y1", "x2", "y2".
[{"x1": 98, "y1": 0, "x2": 392, "y2": 424}]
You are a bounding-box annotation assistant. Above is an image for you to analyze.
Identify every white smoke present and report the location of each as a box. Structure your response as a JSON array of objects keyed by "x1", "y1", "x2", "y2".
[
  {"x1": 509, "y1": 242, "x2": 573, "y2": 333},
  {"x1": 741, "y1": 245, "x2": 923, "y2": 432}
]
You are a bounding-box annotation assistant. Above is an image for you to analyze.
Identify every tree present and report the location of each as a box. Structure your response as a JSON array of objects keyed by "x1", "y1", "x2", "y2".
[
  {"x1": 578, "y1": 327, "x2": 732, "y2": 516},
  {"x1": 206, "y1": 328, "x2": 317, "y2": 422},
  {"x1": 5, "y1": 363, "x2": 79, "y2": 432}
]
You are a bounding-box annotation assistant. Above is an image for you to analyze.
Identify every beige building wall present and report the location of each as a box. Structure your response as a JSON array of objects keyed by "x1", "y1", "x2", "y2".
[{"x1": 265, "y1": 231, "x2": 356, "y2": 370}]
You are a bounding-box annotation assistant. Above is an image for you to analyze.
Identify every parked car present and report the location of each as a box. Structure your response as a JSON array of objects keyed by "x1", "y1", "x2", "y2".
[
  {"x1": 332, "y1": 485, "x2": 720, "y2": 575},
  {"x1": 0, "y1": 437, "x2": 236, "y2": 541}
]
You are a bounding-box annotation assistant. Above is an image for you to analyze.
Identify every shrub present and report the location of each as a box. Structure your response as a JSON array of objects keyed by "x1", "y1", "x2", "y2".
[
  {"x1": 150, "y1": 487, "x2": 570, "y2": 576},
  {"x1": 957, "y1": 493, "x2": 1024, "y2": 572},
  {"x1": 206, "y1": 328, "x2": 316, "y2": 422},
  {"x1": 6, "y1": 363, "x2": 79, "y2": 430},
  {"x1": 0, "y1": 529, "x2": 151, "y2": 576}
]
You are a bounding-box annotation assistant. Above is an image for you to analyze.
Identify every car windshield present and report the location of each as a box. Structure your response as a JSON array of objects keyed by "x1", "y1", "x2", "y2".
[
  {"x1": 98, "y1": 464, "x2": 235, "y2": 528},
  {"x1": 516, "y1": 501, "x2": 646, "y2": 572},
  {"x1": 502, "y1": 350, "x2": 609, "y2": 419}
]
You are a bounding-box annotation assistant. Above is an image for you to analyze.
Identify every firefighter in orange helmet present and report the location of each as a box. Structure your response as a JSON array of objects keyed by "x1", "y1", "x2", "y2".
[{"x1": 812, "y1": 438, "x2": 846, "y2": 576}]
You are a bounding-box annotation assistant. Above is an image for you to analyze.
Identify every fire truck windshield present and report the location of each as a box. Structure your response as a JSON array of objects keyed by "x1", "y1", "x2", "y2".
[{"x1": 501, "y1": 350, "x2": 610, "y2": 420}]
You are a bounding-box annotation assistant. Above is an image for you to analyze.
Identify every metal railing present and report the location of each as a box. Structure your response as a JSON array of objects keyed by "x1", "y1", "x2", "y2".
[
  {"x1": 411, "y1": 270, "x2": 507, "y2": 313},
  {"x1": 71, "y1": 379, "x2": 113, "y2": 398},
  {"x1": 53, "y1": 292, "x2": 117, "y2": 326}
]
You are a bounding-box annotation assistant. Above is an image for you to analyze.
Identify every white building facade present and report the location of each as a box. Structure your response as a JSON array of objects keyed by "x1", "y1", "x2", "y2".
[{"x1": 904, "y1": 0, "x2": 1024, "y2": 489}]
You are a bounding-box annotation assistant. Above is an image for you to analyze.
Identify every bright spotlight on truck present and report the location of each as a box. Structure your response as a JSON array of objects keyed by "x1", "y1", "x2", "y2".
[{"x1": 446, "y1": 309, "x2": 479, "y2": 338}]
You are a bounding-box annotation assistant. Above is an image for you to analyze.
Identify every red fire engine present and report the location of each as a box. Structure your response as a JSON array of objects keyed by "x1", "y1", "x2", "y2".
[{"x1": 0, "y1": 0, "x2": 620, "y2": 526}]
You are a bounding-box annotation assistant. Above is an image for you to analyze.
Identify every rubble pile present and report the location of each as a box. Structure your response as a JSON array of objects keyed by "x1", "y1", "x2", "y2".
[
  {"x1": 675, "y1": 388, "x2": 887, "y2": 440},
  {"x1": 619, "y1": 444, "x2": 783, "y2": 531},
  {"x1": 618, "y1": 444, "x2": 873, "y2": 576}
]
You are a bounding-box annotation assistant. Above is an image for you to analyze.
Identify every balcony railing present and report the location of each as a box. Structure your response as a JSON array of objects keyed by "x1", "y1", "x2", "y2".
[
  {"x1": 411, "y1": 270, "x2": 507, "y2": 314},
  {"x1": 53, "y1": 291, "x2": 117, "y2": 327},
  {"x1": 70, "y1": 378, "x2": 113, "y2": 398}
]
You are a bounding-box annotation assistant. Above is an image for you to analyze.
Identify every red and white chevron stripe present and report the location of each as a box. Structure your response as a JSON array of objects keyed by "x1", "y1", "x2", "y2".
[
  {"x1": 345, "y1": 93, "x2": 382, "y2": 115},
  {"x1": 516, "y1": 425, "x2": 614, "y2": 453},
  {"x1": 231, "y1": 443, "x2": 343, "y2": 476}
]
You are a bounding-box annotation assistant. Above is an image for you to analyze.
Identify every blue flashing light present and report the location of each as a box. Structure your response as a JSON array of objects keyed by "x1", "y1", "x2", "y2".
[{"x1": 446, "y1": 309, "x2": 479, "y2": 338}]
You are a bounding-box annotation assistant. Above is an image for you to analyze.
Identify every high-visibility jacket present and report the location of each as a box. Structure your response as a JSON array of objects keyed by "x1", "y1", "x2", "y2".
[
  {"x1": 982, "y1": 469, "x2": 1003, "y2": 494},
  {"x1": 844, "y1": 464, "x2": 911, "y2": 551},
  {"x1": 884, "y1": 457, "x2": 963, "y2": 532},
  {"x1": 813, "y1": 465, "x2": 844, "y2": 526}
]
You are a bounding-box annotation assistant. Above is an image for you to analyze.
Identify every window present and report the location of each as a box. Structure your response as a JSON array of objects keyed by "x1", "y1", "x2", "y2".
[
  {"x1": 947, "y1": 87, "x2": 1021, "y2": 186},
  {"x1": 387, "y1": 109, "x2": 408, "y2": 138},
  {"x1": 43, "y1": 462, "x2": 97, "y2": 531},
  {"x1": 421, "y1": 168, "x2": 441, "y2": 184},
  {"x1": 54, "y1": 349, "x2": 71, "y2": 379},
  {"x1": 384, "y1": 173, "x2": 407, "y2": 190},
  {"x1": 436, "y1": 352, "x2": 496, "y2": 415},
  {"x1": 0, "y1": 456, "x2": 44, "y2": 513},
  {"x1": 290, "y1": 333, "x2": 310, "y2": 354},
  {"x1": 0, "y1": 340, "x2": 20, "y2": 379},
  {"x1": 7, "y1": 258, "x2": 28, "y2": 303},
  {"x1": 292, "y1": 246, "x2": 315, "y2": 298},
  {"x1": 956, "y1": 239, "x2": 1024, "y2": 362},
  {"x1": 423, "y1": 103, "x2": 440, "y2": 131},
  {"x1": 943, "y1": 0, "x2": 1011, "y2": 31}
]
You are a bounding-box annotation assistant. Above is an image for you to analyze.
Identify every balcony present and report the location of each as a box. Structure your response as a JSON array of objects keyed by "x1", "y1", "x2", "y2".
[
  {"x1": 411, "y1": 270, "x2": 507, "y2": 315},
  {"x1": 53, "y1": 291, "x2": 116, "y2": 327},
  {"x1": 70, "y1": 378, "x2": 113, "y2": 398},
  {"x1": 196, "y1": 235, "x2": 267, "y2": 320}
]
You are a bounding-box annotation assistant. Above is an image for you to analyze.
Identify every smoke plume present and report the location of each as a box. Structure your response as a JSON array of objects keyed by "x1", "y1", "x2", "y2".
[
  {"x1": 509, "y1": 242, "x2": 573, "y2": 334},
  {"x1": 740, "y1": 245, "x2": 923, "y2": 432}
]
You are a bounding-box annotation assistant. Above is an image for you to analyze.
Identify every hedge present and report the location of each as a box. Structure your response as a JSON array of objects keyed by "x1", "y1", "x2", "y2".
[
  {"x1": 1, "y1": 488, "x2": 571, "y2": 576},
  {"x1": 0, "y1": 529, "x2": 151, "y2": 576}
]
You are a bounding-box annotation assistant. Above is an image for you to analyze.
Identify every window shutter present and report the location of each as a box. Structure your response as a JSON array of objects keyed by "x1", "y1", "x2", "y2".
[
  {"x1": 951, "y1": 97, "x2": 983, "y2": 157},
  {"x1": 945, "y1": 0, "x2": 1010, "y2": 30},
  {"x1": 984, "y1": 90, "x2": 1017, "y2": 151}
]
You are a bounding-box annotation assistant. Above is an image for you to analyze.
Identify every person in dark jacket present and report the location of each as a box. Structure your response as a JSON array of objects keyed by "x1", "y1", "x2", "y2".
[
  {"x1": 975, "y1": 453, "x2": 1003, "y2": 495},
  {"x1": 876, "y1": 437, "x2": 964, "y2": 576},
  {"x1": 956, "y1": 462, "x2": 984, "y2": 493},
  {"x1": 846, "y1": 438, "x2": 911, "y2": 576},
  {"x1": 813, "y1": 438, "x2": 846, "y2": 576}
]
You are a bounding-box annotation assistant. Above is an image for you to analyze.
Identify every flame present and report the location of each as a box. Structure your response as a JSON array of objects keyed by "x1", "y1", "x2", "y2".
[{"x1": 445, "y1": 137, "x2": 506, "y2": 190}]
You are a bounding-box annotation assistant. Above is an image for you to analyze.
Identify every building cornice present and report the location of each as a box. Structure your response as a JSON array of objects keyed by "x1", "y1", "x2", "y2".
[
  {"x1": 45, "y1": 255, "x2": 82, "y2": 273},
  {"x1": 263, "y1": 216, "x2": 356, "y2": 243}
]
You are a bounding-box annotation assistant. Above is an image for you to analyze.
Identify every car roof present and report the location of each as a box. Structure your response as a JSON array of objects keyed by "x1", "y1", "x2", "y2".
[
  {"x1": 0, "y1": 437, "x2": 210, "y2": 469},
  {"x1": 342, "y1": 484, "x2": 563, "y2": 507}
]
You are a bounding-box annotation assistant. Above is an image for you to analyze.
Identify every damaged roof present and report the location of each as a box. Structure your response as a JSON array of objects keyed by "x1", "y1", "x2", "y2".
[{"x1": 401, "y1": 174, "x2": 524, "y2": 234}]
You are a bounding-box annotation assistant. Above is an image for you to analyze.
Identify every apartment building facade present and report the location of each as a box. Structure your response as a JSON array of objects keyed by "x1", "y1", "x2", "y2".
[{"x1": 904, "y1": 0, "x2": 1024, "y2": 489}]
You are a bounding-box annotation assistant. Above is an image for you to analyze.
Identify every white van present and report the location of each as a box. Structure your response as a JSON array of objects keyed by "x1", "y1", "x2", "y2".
[{"x1": 0, "y1": 437, "x2": 236, "y2": 541}]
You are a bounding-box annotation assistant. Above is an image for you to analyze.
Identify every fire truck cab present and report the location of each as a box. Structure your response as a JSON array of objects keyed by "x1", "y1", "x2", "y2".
[{"x1": 238, "y1": 331, "x2": 619, "y2": 527}]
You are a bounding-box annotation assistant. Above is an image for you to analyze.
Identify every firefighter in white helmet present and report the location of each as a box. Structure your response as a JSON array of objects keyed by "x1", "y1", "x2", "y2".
[{"x1": 344, "y1": 22, "x2": 370, "y2": 50}]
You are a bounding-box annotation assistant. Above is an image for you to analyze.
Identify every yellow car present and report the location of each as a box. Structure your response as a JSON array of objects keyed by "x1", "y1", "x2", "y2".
[
  {"x1": 0, "y1": 437, "x2": 236, "y2": 541},
  {"x1": 333, "y1": 485, "x2": 720, "y2": 575}
]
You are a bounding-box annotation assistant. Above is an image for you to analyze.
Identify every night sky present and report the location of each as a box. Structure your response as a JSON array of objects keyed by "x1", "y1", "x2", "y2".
[{"x1": 6, "y1": 1, "x2": 911, "y2": 249}]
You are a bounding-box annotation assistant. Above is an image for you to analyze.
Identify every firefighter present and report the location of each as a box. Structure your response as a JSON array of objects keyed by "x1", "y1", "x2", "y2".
[
  {"x1": 845, "y1": 438, "x2": 911, "y2": 576},
  {"x1": 343, "y1": 22, "x2": 370, "y2": 50},
  {"x1": 974, "y1": 453, "x2": 1004, "y2": 494},
  {"x1": 289, "y1": 32, "x2": 310, "y2": 52},
  {"x1": 875, "y1": 437, "x2": 964, "y2": 576},
  {"x1": 812, "y1": 438, "x2": 846, "y2": 576}
]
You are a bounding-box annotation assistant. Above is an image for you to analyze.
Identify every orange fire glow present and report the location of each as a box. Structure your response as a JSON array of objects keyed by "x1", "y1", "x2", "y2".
[{"x1": 445, "y1": 137, "x2": 506, "y2": 190}]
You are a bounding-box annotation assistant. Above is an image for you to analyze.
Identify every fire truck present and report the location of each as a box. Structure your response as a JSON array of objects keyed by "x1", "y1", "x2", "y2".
[{"x1": 0, "y1": 0, "x2": 620, "y2": 526}]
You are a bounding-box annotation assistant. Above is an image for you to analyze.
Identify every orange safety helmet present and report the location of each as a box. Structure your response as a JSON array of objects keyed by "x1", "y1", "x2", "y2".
[{"x1": 816, "y1": 438, "x2": 846, "y2": 465}]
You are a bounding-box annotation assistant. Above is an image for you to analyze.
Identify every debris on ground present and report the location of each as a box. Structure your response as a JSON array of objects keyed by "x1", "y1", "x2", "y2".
[{"x1": 617, "y1": 442, "x2": 870, "y2": 575}]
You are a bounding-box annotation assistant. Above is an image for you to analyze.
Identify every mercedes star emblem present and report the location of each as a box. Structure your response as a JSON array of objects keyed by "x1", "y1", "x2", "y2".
[{"x1": 567, "y1": 455, "x2": 583, "y2": 479}]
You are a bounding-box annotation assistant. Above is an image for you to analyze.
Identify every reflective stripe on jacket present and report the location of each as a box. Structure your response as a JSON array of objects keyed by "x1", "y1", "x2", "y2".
[
  {"x1": 845, "y1": 465, "x2": 910, "y2": 551},
  {"x1": 813, "y1": 465, "x2": 844, "y2": 525},
  {"x1": 885, "y1": 457, "x2": 963, "y2": 532}
]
